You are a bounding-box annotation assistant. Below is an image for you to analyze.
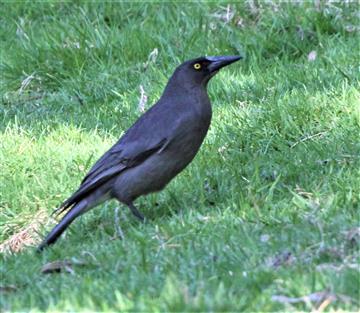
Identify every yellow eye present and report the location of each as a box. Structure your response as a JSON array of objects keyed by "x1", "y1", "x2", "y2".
[{"x1": 194, "y1": 63, "x2": 201, "y2": 70}]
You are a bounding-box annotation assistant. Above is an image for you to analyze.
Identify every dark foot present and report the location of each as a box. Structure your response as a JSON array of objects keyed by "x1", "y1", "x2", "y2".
[{"x1": 127, "y1": 202, "x2": 145, "y2": 222}]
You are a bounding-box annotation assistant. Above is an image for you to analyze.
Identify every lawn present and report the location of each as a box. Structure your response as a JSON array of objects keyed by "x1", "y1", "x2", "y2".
[{"x1": 1, "y1": 1, "x2": 359, "y2": 312}]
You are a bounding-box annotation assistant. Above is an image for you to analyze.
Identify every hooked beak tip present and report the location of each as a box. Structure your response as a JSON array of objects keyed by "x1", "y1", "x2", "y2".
[{"x1": 207, "y1": 55, "x2": 243, "y2": 72}]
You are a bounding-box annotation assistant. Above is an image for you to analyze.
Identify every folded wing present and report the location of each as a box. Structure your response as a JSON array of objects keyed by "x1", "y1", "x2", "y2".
[{"x1": 53, "y1": 137, "x2": 168, "y2": 216}]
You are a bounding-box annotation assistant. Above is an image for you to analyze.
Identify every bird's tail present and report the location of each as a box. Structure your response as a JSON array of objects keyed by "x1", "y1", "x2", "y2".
[{"x1": 37, "y1": 200, "x2": 88, "y2": 252}]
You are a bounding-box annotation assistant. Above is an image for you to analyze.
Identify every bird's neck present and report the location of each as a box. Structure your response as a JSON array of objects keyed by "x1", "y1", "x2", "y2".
[
  {"x1": 162, "y1": 75, "x2": 208, "y2": 98},
  {"x1": 160, "y1": 76, "x2": 211, "y2": 126}
]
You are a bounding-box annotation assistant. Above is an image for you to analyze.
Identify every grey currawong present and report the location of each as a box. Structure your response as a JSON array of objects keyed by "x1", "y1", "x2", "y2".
[{"x1": 38, "y1": 55, "x2": 242, "y2": 251}]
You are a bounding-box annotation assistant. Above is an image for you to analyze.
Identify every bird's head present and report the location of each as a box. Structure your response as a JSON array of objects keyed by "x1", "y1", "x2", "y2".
[{"x1": 172, "y1": 55, "x2": 242, "y2": 88}]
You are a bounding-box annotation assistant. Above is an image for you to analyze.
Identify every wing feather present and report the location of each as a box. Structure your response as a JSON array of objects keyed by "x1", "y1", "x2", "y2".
[{"x1": 53, "y1": 138, "x2": 167, "y2": 216}]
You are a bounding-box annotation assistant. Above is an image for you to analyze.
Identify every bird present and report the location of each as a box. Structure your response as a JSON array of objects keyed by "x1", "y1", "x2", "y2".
[{"x1": 38, "y1": 55, "x2": 242, "y2": 251}]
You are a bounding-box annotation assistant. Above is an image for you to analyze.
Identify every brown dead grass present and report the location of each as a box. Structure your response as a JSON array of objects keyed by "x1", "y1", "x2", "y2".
[{"x1": 0, "y1": 210, "x2": 49, "y2": 253}]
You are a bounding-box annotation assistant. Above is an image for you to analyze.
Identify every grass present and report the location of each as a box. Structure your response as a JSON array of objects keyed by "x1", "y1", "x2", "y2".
[{"x1": 1, "y1": 1, "x2": 359, "y2": 312}]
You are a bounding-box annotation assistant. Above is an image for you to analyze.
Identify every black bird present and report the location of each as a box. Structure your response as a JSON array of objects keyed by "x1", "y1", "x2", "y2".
[{"x1": 38, "y1": 55, "x2": 242, "y2": 250}]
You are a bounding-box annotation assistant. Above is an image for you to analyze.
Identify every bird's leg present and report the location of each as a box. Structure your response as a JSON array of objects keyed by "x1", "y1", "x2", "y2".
[
  {"x1": 114, "y1": 206, "x2": 124, "y2": 240},
  {"x1": 127, "y1": 202, "x2": 145, "y2": 222}
]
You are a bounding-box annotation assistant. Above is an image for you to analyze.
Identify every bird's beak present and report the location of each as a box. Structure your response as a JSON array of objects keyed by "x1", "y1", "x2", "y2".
[{"x1": 207, "y1": 55, "x2": 243, "y2": 73}]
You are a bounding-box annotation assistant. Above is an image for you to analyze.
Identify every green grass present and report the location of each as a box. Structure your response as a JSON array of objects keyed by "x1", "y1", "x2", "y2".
[{"x1": 1, "y1": 1, "x2": 359, "y2": 312}]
